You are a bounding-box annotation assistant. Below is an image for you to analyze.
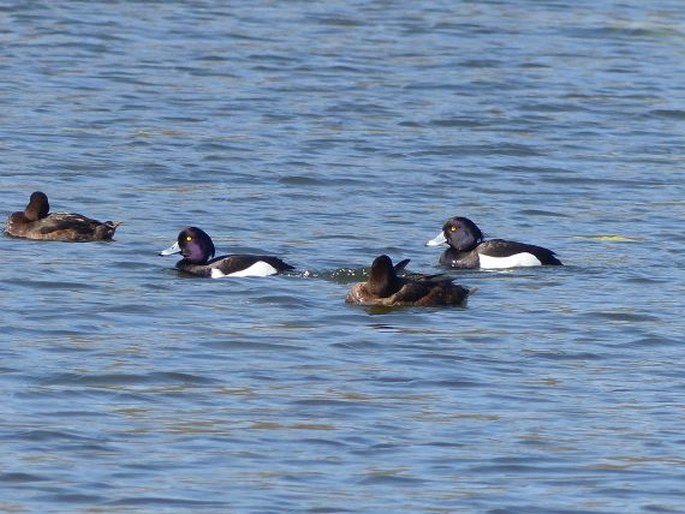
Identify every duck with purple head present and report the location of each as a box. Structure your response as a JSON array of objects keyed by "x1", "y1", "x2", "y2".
[{"x1": 159, "y1": 226, "x2": 294, "y2": 278}]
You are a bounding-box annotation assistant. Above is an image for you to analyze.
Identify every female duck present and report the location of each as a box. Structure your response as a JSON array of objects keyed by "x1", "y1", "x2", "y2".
[
  {"x1": 159, "y1": 226, "x2": 294, "y2": 278},
  {"x1": 346, "y1": 254, "x2": 472, "y2": 307},
  {"x1": 5, "y1": 191, "x2": 120, "y2": 241},
  {"x1": 426, "y1": 216, "x2": 562, "y2": 269}
]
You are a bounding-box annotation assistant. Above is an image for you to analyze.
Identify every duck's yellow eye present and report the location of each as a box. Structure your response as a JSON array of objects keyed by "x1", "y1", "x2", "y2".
[
  {"x1": 186, "y1": 236, "x2": 193, "y2": 241},
  {"x1": 450, "y1": 226, "x2": 457, "y2": 232}
]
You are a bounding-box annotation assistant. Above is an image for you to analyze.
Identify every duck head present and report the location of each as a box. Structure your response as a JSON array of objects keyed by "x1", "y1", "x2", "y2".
[
  {"x1": 25, "y1": 191, "x2": 50, "y2": 221},
  {"x1": 160, "y1": 226, "x2": 216, "y2": 264},
  {"x1": 426, "y1": 216, "x2": 483, "y2": 252},
  {"x1": 367, "y1": 254, "x2": 403, "y2": 298}
]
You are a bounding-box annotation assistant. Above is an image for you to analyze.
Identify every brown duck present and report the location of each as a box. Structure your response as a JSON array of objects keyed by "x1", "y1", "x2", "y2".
[
  {"x1": 6, "y1": 191, "x2": 121, "y2": 241},
  {"x1": 346, "y1": 255, "x2": 473, "y2": 307}
]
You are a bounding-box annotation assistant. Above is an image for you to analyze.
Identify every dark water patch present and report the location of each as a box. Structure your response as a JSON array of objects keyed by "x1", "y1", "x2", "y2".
[
  {"x1": 422, "y1": 440, "x2": 470, "y2": 449},
  {"x1": 459, "y1": 58, "x2": 505, "y2": 68},
  {"x1": 611, "y1": 336, "x2": 680, "y2": 349},
  {"x1": 37, "y1": 371, "x2": 217, "y2": 388},
  {"x1": 523, "y1": 101, "x2": 589, "y2": 113},
  {"x1": 488, "y1": 508, "x2": 604, "y2": 514},
  {"x1": 567, "y1": 25, "x2": 681, "y2": 41},
  {"x1": 411, "y1": 143, "x2": 544, "y2": 157},
  {"x1": 494, "y1": 164, "x2": 575, "y2": 176},
  {"x1": 585, "y1": 310, "x2": 661, "y2": 323},
  {"x1": 4, "y1": 327, "x2": 87, "y2": 340},
  {"x1": 310, "y1": 15, "x2": 366, "y2": 28},
  {"x1": 106, "y1": 497, "x2": 227, "y2": 508},
  {"x1": 251, "y1": 294, "x2": 315, "y2": 308},
  {"x1": 203, "y1": 340, "x2": 304, "y2": 352},
  {"x1": 2, "y1": 278, "x2": 93, "y2": 291},
  {"x1": 14, "y1": 429, "x2": 103, "y2": 444},
  {"x1": 0, "y1": 472, "x2": 51, "y2": 483},
  {"x1": 525, "y1": 350, "x2": 605, "y2": 361},
  {"x1": 516, "y1": 209, "x2": 570, "y2": 218},
  {"x1": 410, "y1": 379, "x2": 483, "y2": 389},
  {"x1": 291, "y1": 398, "x2": 378, "y2": 410},
  {"x1": 358, "y1": 474, "x2": 427, "y2": 486},
  {"x1": 279, "y1": 175, "x2": 327, "y2": 186},
  {"x1": 429, "y1": 117, "x2": 490, "y2": 128},
  {"x1": 99, "y1": 302, "x2": 160, "y2": 314},
  {"x1": 308, "y1": 508, "x2": 354, "y2": 514},
  {"x1": 330, "y1": 339, "x2": 386, "y2": 350},
  {"x1": 14, "y1": 388, "x2": 152, "y2": 405},
  {"x1": 471, "y1": 462, "x2": 566, "y2": 475},
  {"x1": 38, "y1": 493, "x2": 105, "y2": 505},
  {"x1": 648, "y1": 109, "x2": 685, "y2": 120}
]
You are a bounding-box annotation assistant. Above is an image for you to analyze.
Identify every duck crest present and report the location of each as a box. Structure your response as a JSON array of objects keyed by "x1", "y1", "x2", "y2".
[
  {"x1": 368, "y1": 255, "x2": 402, "y2": 298},
  {"x1": 180, "y1": 227, "x2": 215, "y2": 263},
  {"x1": 443, "y1": 216, "x2": 482, "y2": 251},
  {"x1": 25, "y1": 191, "x2": 50, "y2": 221}
]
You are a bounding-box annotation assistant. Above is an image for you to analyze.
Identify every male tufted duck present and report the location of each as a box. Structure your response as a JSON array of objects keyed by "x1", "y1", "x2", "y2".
[
  {"x1": 346, "y1": 254, "x2": 473, "y2": 307},
  {"x1": 159, "y1": 226, "x2": 294, "y2": 278},
  {"x1": 5, "y1": 191, "x2": 120, "y2": 241},
  {"x1": 426, "y1": 216, "x2": 562, "y2": 269}
]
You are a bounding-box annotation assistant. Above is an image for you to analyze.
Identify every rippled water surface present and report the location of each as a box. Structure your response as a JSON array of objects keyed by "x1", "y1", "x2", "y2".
[{"x1": 2, "y1": 1, "x2": 685, "y2": 512}]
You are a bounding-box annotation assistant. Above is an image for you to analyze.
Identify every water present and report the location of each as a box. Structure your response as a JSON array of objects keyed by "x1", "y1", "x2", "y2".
[{"x1": 1, "y1": 1, "x2": 685, "y2": 512}]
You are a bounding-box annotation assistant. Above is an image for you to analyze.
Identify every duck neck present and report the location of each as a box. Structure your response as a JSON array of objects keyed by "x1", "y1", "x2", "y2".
[
  {"x1": 25, "y1": 198, "x2": 49, "y2": 221},
  {"x1": 369, "y1": 274, "x2": 402, "y2": 298}
]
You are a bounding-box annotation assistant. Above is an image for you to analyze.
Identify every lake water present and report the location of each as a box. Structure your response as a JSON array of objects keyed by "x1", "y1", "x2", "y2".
[{"x1": 1, "y1": 1, "x2": 685, "y2": 512}]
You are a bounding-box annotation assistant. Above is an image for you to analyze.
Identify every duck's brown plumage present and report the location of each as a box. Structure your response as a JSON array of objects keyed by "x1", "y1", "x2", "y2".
[
  {"x1": 346, "y1": 255, "x2": 472, "y2": 307},
  {"x1": 5, "y1": 191, "x2": 121, "y2": 241}
]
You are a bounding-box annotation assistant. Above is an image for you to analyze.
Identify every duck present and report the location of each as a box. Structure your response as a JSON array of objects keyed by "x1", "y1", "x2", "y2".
[
  {"x1": 5, "y1": 191, "x2": 121, "y2": 241},
  {"x1": 426, "y1": 216, "x2": 562, "y2": 269},
  {"x1": 346, "y1": 254, "x2": 472, "y2": 307},
  {"x1": 159, "y1": 226, "x2": 294, "y2": 278}
]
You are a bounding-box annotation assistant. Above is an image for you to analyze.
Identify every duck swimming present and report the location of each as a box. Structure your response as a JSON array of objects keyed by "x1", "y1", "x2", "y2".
[
  {"x1": 159, "y1": 226, "x2": 294, "y2": 278},
  {"x1": 426, "y1": 216, "x2": 562, "y2": 269},
  {"x1": 5, "y1": 191, "x2": 121, "y2": 241},
  {"x1": 346, "y1": 254, "x2": 472, "y2": 307}
]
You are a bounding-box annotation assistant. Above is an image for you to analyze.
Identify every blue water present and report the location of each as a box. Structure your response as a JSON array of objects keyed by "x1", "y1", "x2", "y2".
[{"x1": 2, "y1": 1, "x2": 685, "y2": 512}]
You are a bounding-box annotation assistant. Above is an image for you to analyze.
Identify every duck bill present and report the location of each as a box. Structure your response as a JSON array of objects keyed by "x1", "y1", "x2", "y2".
[
  {"x1": 159, "y1": 241, "x2": 181, "y2": 256},
  {"x1": 425, "y1": 231, "x2": 447, "y2": 247}
]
